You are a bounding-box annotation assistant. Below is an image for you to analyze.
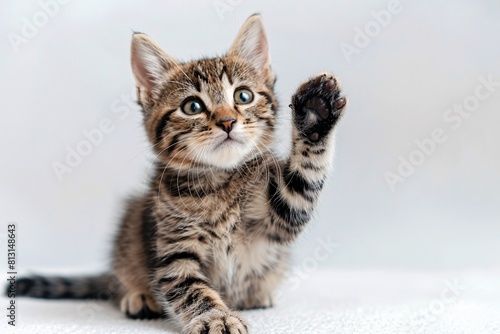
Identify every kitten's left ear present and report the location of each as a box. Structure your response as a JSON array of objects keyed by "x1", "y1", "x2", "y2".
[{"x1": 229, "y1": 14, "x2": 275, "y2": 86}]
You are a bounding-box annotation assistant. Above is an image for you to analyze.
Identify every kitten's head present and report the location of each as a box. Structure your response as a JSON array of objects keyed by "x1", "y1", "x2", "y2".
[{"x1": 131, "y1": 15, "x2": 277, "y2": 170}]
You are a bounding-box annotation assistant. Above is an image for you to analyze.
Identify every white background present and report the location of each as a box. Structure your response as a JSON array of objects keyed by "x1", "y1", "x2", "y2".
[{"x1": 1, "y1": 0, "x2": 499, "y2": 273}]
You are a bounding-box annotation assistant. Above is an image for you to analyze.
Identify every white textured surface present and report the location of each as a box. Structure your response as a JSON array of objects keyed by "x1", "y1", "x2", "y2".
[{"x1": 2, "y1": 269, "x2": 500, "y2": 334}]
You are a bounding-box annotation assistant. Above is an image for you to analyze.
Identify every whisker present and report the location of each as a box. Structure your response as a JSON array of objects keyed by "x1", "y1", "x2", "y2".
[
  {"x1": 156, "y1": 143, "x2": 192, "y2": 205},
  {"x1": 143, "y1": 136, "x2": 194, "y2": 195}
]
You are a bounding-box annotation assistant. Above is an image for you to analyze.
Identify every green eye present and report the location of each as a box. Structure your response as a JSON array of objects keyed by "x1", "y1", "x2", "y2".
[
  {"x1": 234, "y1": 88, "x2": 254, "y2": 105},
  {"x1": 181, "y1": 98, "x2": 205, "y2": 115}
]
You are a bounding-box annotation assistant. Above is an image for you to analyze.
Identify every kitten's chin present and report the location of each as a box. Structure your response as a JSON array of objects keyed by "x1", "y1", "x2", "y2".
[{"x1": 200, "y1": 140, "x2": 254, "y2": 170}]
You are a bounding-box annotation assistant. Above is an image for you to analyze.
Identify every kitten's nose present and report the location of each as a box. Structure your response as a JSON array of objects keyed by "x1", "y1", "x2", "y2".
[{"x1": 216, "y1": 117, "x2": 236, "y2": 134}]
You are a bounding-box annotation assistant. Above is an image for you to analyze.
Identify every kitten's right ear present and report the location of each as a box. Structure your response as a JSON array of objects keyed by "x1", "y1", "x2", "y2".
[{"x1": 131, "y1": 33, "x2": 178, "y2": 103}]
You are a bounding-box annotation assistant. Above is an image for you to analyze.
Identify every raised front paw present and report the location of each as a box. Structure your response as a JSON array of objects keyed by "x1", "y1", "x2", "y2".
[
  {"x1": 120, "y1": 291, "x2": 163, "y2": 320},
  {"x1": 183, "y1": 309, "x2": 248, "y2": 334},
  {"x1": 291, "y1": 73, "x2": 347, "y2": 143}
]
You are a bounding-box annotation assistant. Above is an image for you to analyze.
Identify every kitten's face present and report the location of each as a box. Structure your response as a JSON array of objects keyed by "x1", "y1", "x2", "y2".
[
  {"x1": 145, "y1": 57, "x2": 276, "y2": 170},
  {"x1": 131, "y1": 15, "x2": 277, "y2": 170}
]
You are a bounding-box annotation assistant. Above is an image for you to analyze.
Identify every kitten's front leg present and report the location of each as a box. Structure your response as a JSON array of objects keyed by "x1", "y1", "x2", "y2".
[
  {"x1": 153, "y1": 254, "x2": 248, "y2": 334},
  {"x1": 267, "y1": 73, "x2": 347, "y2": 242}
]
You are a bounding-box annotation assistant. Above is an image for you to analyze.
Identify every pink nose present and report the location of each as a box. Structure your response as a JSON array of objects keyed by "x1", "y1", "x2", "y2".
[{"x1": 216, "y1": 118, "x2": 236, "y2": 133}]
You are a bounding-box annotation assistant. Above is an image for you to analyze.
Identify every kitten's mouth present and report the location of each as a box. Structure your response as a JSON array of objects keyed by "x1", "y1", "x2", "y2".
[{"x1": 213, "y1": 134, "x2": 243, "y2": 149}]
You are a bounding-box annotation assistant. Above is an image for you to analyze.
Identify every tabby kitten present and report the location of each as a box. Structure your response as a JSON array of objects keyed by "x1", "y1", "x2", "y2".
[{"x1": 13, "y1": 14, "x2": 347, "y2": 334}]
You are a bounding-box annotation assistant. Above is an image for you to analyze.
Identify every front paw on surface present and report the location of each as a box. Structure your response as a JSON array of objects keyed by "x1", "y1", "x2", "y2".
[
  {"x1": 184, "y1": 309, "x2": 248, "y2": 334},
  {"x1": 291, "y1": 72, "x2": 347, "y2": 143}
]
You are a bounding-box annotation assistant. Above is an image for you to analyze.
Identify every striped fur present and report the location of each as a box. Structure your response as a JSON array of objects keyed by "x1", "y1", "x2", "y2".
[{"x1": 10, "y1": 15, "x2": 347, "y2": 334}]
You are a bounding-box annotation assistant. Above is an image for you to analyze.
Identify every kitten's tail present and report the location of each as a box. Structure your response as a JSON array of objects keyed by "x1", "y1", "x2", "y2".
[{"x1": 6, "y1": 273, "x2": 120, "y2": 300}]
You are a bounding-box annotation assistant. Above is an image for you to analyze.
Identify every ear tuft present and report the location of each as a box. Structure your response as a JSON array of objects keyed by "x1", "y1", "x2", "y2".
[
  {"x1": 131, "y1": 33, "x2": 177, "y2": 103},
  {"x1": 229, "y1": 15, "x2": 274, "y2": 85}
]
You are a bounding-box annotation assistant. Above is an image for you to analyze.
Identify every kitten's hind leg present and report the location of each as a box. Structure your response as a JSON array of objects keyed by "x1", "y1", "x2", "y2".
[
  {"x1": 236, "y1": 285, "x2": 273, "y2": 310},
  {"x1": 120, "y1": 291, "x2": 163, "y2": 320}
]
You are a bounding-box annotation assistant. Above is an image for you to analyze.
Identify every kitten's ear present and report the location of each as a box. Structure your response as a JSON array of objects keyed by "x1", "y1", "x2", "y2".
[
  {"x1": 229, "y1": 15, "x2": 275, "y2": 86},
  {"x1": 131, "y1": 33, "x2": 178, "y2": 103}
]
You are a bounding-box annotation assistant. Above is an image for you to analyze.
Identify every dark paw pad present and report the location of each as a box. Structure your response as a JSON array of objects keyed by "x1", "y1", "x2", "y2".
[
  {"x1": 122, "y1": 293, "x2": 163, "y2": 320},
  {"x1": 126, "y1": 306, "x2": 162, "y2": 320},
  {"x1": 305, "y1": 97, "x2": 330, "y2": 120},
  {"x1": 291, "y1": 73, "x2": 347, "y2": 143}
]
